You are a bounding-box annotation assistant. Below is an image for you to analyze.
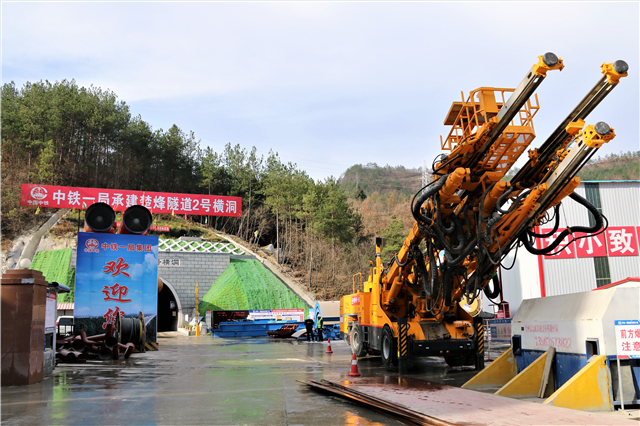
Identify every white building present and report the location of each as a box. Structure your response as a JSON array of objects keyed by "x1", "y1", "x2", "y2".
[{"x1": 489, "y1": 180, "x2": 640, "y2": 315}]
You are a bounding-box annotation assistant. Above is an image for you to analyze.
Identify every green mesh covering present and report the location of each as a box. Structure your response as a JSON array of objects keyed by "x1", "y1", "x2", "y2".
[
  {"x1": 30, "y1": 248, "x2": 75, "y2": 303},
  {"x1": 199, "y1": 259, "x2": 309, "y2": 317}
]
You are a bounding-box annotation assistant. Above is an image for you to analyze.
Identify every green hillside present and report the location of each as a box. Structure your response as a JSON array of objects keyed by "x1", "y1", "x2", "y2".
[
  {"x1": 30, "y1": 248, "x2": 75, "y2": 303},
  {"x1": 199, "y1": 259, "x2": 309, "y2": 315}
]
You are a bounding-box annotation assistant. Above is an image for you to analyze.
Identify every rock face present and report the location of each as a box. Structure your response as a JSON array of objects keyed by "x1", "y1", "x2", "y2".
[{"x1": 2, "y1": 224, "x2": 75, "y2": 275}]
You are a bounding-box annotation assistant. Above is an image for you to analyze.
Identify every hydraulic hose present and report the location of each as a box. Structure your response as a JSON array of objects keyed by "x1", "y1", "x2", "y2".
[
  {"x1": 527, "y1": 205, "x2": 561, "y2": 238},
  {"x1": 436, "y1": 196, "x2": 456, "y2": 234},
  {"x1": 462, "y1": 203, "x2": 473, "y2": 240},
  {"x1": 394, "y1": 253, "x2": 410, "y2": 268},
  {"x1": 442, "y1": 263, "x2": 453, "y2": 307},
  {"x1": 483, "y1": 274, "x2": 501, "y2": 300},
  {"x1": 520, "y1": 192, "x2": 603, "y2": 255},
  {"x1": 412, "y1": 175, "x2": 448, "y2": 225},
  {"x1": 412, "y1": 248, "x2": 431, "y2": 297},
  {"x1": 444, "y1": 236, "x2": 478, "y2": 265}
]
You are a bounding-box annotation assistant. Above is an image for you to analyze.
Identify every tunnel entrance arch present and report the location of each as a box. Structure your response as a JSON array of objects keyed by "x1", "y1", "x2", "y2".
[{"x1": 157, "y1": 278, "x2": 182, "y2": 332}]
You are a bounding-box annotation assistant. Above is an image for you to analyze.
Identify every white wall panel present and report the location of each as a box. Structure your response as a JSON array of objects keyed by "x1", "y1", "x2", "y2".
[
  {"x1": 543, "y1": 257, "x2": 596, "y2": 296},
  {"x1": 599, "y1": 182, "x2": 640, "y2": 226},
  {"x1": 608, "y1": 256, "x2": 640, "y2": 282},
  {"x1": 498, "y1": 249, "x2": 540, "y2": 314},
  {"x1": 556, "y1": 184, "x2": 589, "y2": 226}
]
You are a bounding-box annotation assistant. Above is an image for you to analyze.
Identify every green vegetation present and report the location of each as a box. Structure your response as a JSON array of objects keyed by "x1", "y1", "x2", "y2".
[
  {"x1": 340, "y1": 163, "x2": 422, "y2": 199},
  {"x1": 379, "y1": 216, "x2": 406, "y2": 259},
  {"x1": 504, "y1": 151, "x2": 639, "y2": 182},
  {"x1": 2, "y1": 79, "x2": 368, "y2": 300},
  {"x1": 577, "y1": 151, "x2": 639, "y2": 181},
  {"x1": 29, "y1": 248, "x2": 75, "y2": 303},
  {"x1": 198, "y1": 259, "x2": 309, "y2": 316}
]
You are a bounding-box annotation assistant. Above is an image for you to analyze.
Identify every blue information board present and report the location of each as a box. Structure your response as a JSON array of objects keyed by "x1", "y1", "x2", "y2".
[{"x1": 75, "y1": 232, "x2": 158, "y2": 341}]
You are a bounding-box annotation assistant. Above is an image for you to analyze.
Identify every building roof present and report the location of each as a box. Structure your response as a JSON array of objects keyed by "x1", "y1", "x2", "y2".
[
  {"x1": 57, "y1": 303, "x2": 74, "y2": 310},
  {"x1": 593, "y1": 277, "x2": 640, "y2": 291}
]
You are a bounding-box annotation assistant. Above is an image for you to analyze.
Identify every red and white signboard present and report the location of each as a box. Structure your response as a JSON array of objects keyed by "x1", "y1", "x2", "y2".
[
  {"x1": 614, "y1": 320, "x2": 640, "y2": 359},
  {"x1": 538, "y1": 228, "x2": 575, "y2": 259},
  {"x1": 351, "y1": 295, "x2": 361, "y2": 306},
  {"x1": 540, "y1": 226, "x2": 639, "y2": 259},
  {"x1": 605, "y1": 227, "x2": 638, "y2": 257},
  {"x1": 21, "y1": 184, "x2": 241, "y2": 217},
  {"x1": 573, "y1": 231, "x2": 607, "y2": 258}
]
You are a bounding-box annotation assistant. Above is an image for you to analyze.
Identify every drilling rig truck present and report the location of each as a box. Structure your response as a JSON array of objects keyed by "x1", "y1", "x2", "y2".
[{"x1": 339, "y1": 53, "x2": 628, "y2": 372}]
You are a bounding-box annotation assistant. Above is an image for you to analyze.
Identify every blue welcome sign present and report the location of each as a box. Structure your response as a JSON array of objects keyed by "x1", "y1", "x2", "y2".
[{"x1": 75, "y1": 232, "x2": 159, "y2": 342}]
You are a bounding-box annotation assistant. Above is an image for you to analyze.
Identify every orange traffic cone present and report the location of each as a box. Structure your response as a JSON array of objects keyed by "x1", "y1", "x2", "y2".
[
  {"x1": 326, "y1": 338, "x2": 333, "y2": 354},
  {"x1": 348, "y1": 352, "x2": 361, "y2": 377}
]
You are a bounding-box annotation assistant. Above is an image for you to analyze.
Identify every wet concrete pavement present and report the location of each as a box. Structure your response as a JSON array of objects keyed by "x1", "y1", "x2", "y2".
[{"x1": 1, "y1": 332, "x2": 478, "y2": 425}]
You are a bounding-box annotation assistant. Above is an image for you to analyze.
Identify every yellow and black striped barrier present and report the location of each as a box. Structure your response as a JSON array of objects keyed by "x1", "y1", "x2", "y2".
[
  {"x1": 398, "y1": 323, "x2": 409, "y2": 358},
  {"x1": 145, "y1": 341, "x2": 159, "y2": 351},
  {"x1": 475, "y1": 321, "x2": 485, "y2": 371},
  {"x1": 476, "y1": 323, "x2": 484, "y2": 355}
]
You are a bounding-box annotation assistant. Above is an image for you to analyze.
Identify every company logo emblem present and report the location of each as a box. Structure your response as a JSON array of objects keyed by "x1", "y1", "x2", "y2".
[
  {"x1": 30, "y1": 186, "x2": 47, "y2": 200},
  {"x1": 351, "y1": 295, "x2": 360, "y2": 306},
  {"x1": 84, "y1": 238, "x2": 100, "y2": 253}
]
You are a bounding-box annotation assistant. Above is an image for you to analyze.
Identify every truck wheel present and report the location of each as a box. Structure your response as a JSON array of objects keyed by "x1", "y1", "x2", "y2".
[
  {"x1": 350, "y1": 324, "x2": 367, "y2": 357},
  {"x1": 381, "y1": 326, "x2": 398, "y2": 371}
]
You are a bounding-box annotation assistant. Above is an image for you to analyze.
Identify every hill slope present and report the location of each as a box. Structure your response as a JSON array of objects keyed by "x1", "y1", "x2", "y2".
[
  {"x1": 30, "y1": 248, "x2": 75, "y2": 303},
  {"x1": 198, "y1": 259, "x2": 309, "y2": 315},
  {"x1": 340, "y1": 163, "x2": 423, "y2": 199}
]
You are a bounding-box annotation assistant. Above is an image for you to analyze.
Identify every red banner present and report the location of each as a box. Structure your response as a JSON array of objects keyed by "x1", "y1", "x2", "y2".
[
  {"x1": 538, "y1": 228, "x2": 576, "y2": 259},
  {"x1": 21, "y1": 184, "x2": 241, "y2": 217},
  {"x1": 573, "y1": 231, "x2": 607, "y2": 258},
  {"x1": 539, "y1": 226, "x2": 639, "y2": 259},
  {"x1": 114, "y1": 222, "x2": 170, "y2": 232},
  {"x1": 605, "y1": 226, "x2": 638, "y2": 257}
]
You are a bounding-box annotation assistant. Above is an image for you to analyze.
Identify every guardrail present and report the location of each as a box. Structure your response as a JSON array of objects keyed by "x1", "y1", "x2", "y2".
[{"x1": 158, "y1": 239, "x2": 245, "y2": 254}]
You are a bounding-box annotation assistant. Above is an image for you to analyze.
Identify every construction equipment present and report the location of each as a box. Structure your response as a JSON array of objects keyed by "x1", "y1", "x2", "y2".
[{"x1": 340, "y1": 53, "x2": 628, "y2": 372}]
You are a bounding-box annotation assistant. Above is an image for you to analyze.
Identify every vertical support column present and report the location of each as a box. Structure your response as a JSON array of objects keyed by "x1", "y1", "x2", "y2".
[{"x1": 398, "y1": 317, "x2": 409, "y2": 375}]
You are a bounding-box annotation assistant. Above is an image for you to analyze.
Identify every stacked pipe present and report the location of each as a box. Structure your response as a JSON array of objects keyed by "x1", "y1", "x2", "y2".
[{"x1": 55, "y1": 324, "x2": 136, "y2": 363}]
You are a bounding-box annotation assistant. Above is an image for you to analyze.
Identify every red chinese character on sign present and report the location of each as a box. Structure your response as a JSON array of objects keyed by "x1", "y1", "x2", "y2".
[
  {"x1": 102, "y1": 307, "x2": 125, "y2": 329},
  {"x1": 110, "y1": 243, "x2": 118, "y2": 251},
  {"x1": 102, "y1": 257, "x2": 130, "y2": 277},
  {"x1": 622, "y1": 342, "x2": 631, "y2": 351},
  {"x1": 537, "y1": 228, "x2": 575, "y2": 259},
  {"x1": 634, "y1": 342, "x2": 640, "y2": 352},
  {"x1": 144, "y1": 244, "x2": 151, "y2": 252},
  {"x1": 136, "y1": 244, "x2": 143, "y2": 252},
  {"x1": 606, "y1": 227, "x2": 638, "y2": 257},
  {"x1": 102, "y1": 283, "x2": 132, "y2": 302},
  {"x1": 102, "y1": 242, "x2": 110, "y2": 251},
  {"x1": 635, "y1": 329, "x2": 640, "y2": 339},
  {"x1": 621, "y1": 329, "x2": 627, "y2": 339},
  {"x1": 574, "y1": 232, "x2": 607, "y2": 258},
  {"x1": 128, "y1": 244, "x2": 135, "y2": 252}
]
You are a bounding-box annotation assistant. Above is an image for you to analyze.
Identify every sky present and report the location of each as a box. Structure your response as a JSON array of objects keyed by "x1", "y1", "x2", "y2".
[{"x1": 2, "y1": 2, "x2": 639, "y2": 182}]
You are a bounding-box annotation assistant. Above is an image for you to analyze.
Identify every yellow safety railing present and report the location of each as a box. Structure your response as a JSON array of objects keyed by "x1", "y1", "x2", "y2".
[{"x1": 352, "y1": 273, "x2": 363, "y2": 294}]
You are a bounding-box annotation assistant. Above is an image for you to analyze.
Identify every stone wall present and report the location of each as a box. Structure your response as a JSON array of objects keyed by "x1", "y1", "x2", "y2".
[{"x1": 158, "y1": 251, "x2": 237, "y2": 317}]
